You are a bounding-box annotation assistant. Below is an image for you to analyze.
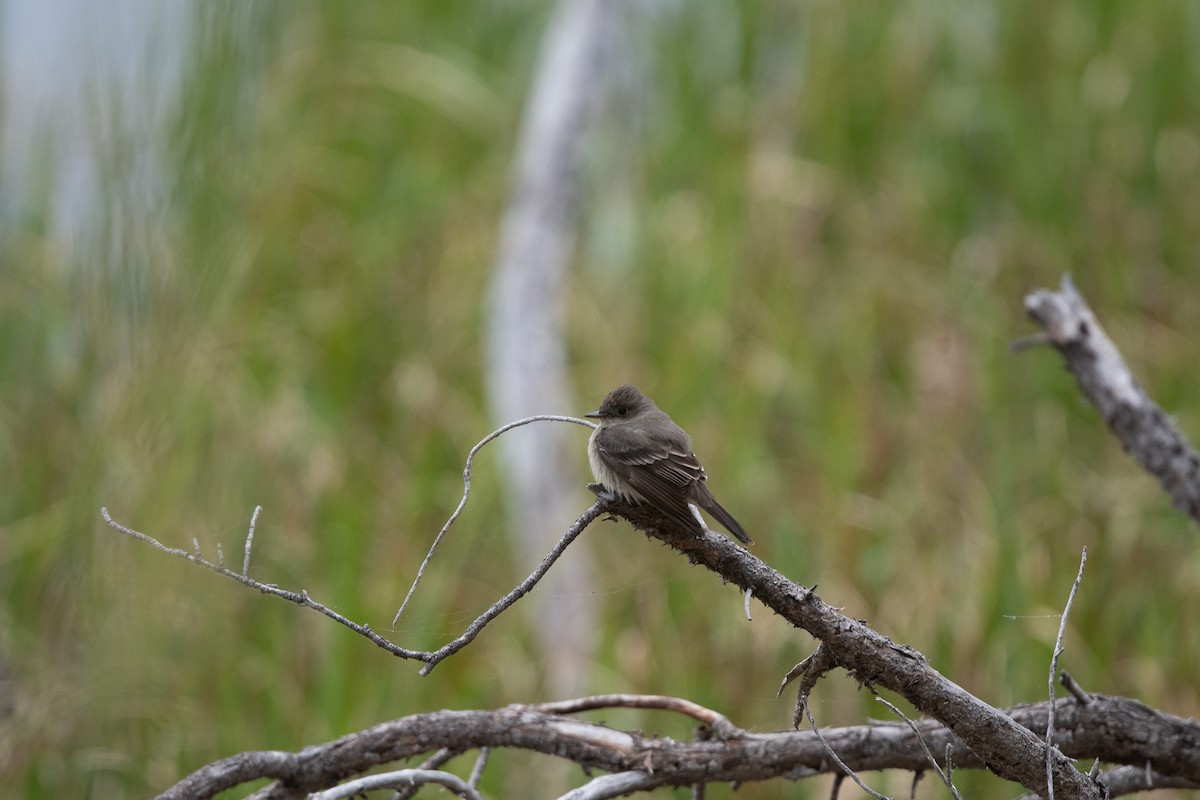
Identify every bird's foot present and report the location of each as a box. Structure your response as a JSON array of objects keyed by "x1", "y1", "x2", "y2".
[{"x1": 587, "y1": 483, "x2": 619, "y2": 503}]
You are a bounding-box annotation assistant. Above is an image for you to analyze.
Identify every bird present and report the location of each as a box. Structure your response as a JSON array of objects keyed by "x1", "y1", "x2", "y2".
[{"x1": 585, "y1": 385, "x2": 753, "y2": 544}]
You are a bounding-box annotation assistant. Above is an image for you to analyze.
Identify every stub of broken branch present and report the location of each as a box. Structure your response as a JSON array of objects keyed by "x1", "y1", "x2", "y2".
[{"x1": 1023, "y1": 274, "x2": 1200, "y2": 524}]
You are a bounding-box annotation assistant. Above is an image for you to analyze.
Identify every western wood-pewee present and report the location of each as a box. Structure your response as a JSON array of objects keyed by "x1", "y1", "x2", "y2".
[{"x1": 586, "y1": 385, "x2": 752, "y2": 545}]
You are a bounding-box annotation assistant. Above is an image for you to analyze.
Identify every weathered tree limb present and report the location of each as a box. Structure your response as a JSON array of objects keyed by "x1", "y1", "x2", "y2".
[
  {"x1": 1023, "y1": 274, "x2": 1200, "y2": 523},
  {"x1": 156, "y1": 693, "x2": 1200, "y2": 799},
  {"x1": 596, "y1": 496, "x2": 1103, "y2": 800}
]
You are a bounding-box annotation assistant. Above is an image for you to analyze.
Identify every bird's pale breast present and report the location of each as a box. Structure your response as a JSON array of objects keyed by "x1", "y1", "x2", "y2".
[{"x1": 587, "y1": 426, "x2": 646, "y2": 503}]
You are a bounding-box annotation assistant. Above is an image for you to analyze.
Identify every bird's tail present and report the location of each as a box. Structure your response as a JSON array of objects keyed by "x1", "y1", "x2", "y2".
[{"x1": 692, "y1": 483, "x2": 753, "y2": 545}]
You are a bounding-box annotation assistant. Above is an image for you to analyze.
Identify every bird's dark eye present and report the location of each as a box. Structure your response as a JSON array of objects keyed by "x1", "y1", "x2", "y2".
[{"x1": 617, "y1": 406, "x2": 628, "y2": 416}]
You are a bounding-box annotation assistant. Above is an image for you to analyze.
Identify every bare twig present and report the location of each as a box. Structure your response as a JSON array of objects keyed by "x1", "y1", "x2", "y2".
[
  {"x1": 802, "y1": 698, "x2": 890, "y2": 800},
  {"x1": 417, "y1": 500, "x2": 604, "y2": 675},
  {"x1": 557, "y1": 772, "x2": 664, "y2": 800},
  {"x1": 104, "y1": 497, "x2": 605, "y2": 674},
  {"x1": 944, "y1": 745, "x2": 955, "y2": 794},
  {"x1": 393, "y1": 414, "x2": 596, "y2": 626},
  {"x1": 1046, "y1": 546, "x2": 1088, "y2": 800},
  {"x1": 778, "y1": 643, "x2": 836, "y2": 728},
  {"x1": 308, "y1": 769, "x2": 483, "y2": 800},
  {"x1": 467, "y1": 748, "x2": 490, "y2": 788},
  {"x1": 909, "y1": 769, "x2": 924, "y2": 799},
  {"x1": 243, "y1": 504, "x2": 261, "y2": 577},
  {"x1": 391, "y1": 748, "x2": 457, "y2": 800},
  {"x1": 1061, "y1": 671, "x2": 1092, "y2": 705},
  {"x1": 875, "y1": 695, "x2": 963, "y2": 800},
  {"x1": 1023, "y1": 274, "x2": 1200, "y2": 523},
  {"x1": 535, "y1": 694, "x2": 740, "y2": 741},
  {"x1": 101, "y1": 507, "x2": 432, "y2": 662}
]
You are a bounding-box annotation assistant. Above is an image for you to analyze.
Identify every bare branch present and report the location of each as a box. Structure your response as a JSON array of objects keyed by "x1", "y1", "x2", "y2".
[
  {"x1": 109, "y1": 482, "x2": 1110, "y2": 799},
  {"x1": 1100, "y1": 765, "x2": 1200, "y2": 797},
  {"x1": 1023, "y1": 274, "x2": 1200, "y2": 523},
  {"x1": 597, "y1": 498, "x2": 1102, "y2": 799},
  {"x1": 107, "y1": 282, "x2": 1197, "y2": 799},
  {"x1": 159, "y1": 694, "x2": 1200, "y2": 799}
]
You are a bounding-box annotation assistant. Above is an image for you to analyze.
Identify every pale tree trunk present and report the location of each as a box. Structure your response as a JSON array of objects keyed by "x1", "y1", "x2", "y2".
[{"x1": 484, "y1": 0, "x2": 626, "y2": 697}]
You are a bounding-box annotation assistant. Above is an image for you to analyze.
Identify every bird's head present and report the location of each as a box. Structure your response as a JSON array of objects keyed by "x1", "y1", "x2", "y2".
[{"x1": 585, "y1": 385, "x2": 654, "y2": 421}]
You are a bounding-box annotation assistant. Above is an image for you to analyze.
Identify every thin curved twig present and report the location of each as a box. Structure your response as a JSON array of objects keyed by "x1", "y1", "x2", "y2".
[
  {"x1": 875, "y1": 695, "x2": 963, "y2": 800},
  {"x1": 535, "y1": 694, "x2": 740, "y2": 741},
  {"x1": 391, "y1": 748, "x2": 457, "y2": 800},
  {"x1": 418, "y1": 500, "x2": 604, "y2": 674},
  {"x1": 801, "y1": 698, "x2": 888, "y2": 800},
  {"x1": 308, "y1": 769, "x2": 483, "y2": 800},
  {"x1": 393, "y1": 413, "x2": 596, "y2": 625},
  {"x1": 557, "y1": 772, "x2": 664, "y2": 800}
]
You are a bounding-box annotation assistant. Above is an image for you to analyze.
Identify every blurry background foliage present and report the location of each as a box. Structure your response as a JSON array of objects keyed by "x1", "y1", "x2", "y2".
[{"x1": 2, "y1": 2, "x2": 1199, "y2": 798}]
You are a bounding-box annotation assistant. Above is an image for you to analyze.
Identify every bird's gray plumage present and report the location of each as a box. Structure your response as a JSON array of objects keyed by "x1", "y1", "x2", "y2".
[{"x1": 586, "y1": 385, "x2": 752, "y2": 544}]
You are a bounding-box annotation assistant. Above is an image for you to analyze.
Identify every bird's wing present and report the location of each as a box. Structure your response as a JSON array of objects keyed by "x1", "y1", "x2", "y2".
[{"x1": 596, "y1": 429, "x2": 706, "y2": 533}]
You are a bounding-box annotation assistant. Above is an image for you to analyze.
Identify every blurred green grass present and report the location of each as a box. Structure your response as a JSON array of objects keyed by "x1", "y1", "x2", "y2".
[{"x1": 3, "y1": 3, "x2": 1200, "y2": 798}]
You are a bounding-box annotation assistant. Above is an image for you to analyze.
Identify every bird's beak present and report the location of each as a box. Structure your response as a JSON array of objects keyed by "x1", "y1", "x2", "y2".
[{"x1": 584, "y1": 409, "x2": 602, "y2": 419}]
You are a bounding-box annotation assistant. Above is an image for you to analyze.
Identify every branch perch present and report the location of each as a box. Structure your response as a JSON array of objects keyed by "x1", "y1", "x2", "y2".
[{"x1": 596, "y1": 497, "x2": 1103, "y2": 799}]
